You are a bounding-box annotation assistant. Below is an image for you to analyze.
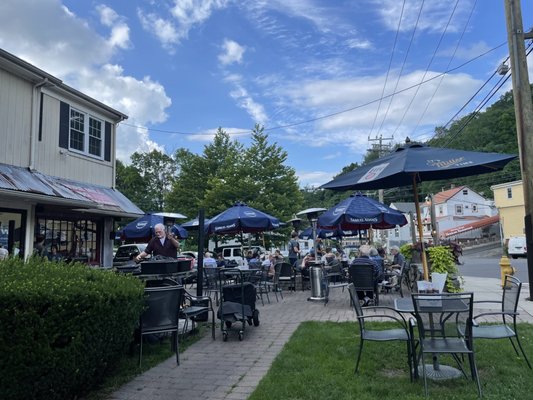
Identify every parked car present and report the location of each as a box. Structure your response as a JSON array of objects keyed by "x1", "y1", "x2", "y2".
[
  {"x1": 112, "y1": 244, "x2": 147, "y2": 273},
  {"x1": 508, "y1": 236, "x2": 527, "y2": 259}
]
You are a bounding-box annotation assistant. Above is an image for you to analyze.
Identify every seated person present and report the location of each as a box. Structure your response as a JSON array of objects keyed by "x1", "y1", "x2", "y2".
[
  {"x1": 203, "y1": 252, "x2": 217, "y2": 268},
  {"x1": 47, "y1": 245, "x2": 63, "y2": 261},
  {"x1": 322, "y1": 247, "x2": 336, "y2": 265},
  {"x1": 389, "y1": 245, "x2": 405, "y2": 269},
  {"x1": 216, "y1": 253, "x2": 226, "y2": 268},
  {"x1": 297, "y1": 250, "x2": 316, "y2": 278},
  {"x1": 369, "y1": 246, "x2": 384, "y2": 280},
  {"x1": 350, "y1": 244, "x2": 381, "y2": 306}
]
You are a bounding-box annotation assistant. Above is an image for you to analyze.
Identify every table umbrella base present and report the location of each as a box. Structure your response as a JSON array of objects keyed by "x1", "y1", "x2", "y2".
[{"x1": 418, "y1": 364, "x2": 463, "y2": 380}]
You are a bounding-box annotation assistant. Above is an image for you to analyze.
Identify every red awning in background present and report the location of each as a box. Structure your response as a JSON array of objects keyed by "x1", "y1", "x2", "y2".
[{"x1": 440, "y1": 215, "x2": 500, "y2": 238}]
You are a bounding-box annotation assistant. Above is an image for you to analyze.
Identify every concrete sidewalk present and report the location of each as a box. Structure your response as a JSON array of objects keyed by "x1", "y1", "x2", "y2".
[{"x1": 108, "y1": 276, "x2": 533, "y2": 400}]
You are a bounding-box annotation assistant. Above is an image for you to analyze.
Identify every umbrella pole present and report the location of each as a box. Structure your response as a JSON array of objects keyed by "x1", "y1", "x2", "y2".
[{"x1": 413, "y1": 176, "x2": 429, "y2": 281}]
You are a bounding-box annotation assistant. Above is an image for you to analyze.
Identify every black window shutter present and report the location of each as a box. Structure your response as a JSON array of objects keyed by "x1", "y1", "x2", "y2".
[
  {"x1": 59, "y1": 101, "x2": 69, "y2": 149},
  {"x1": 104, "y1": 121, "x2": 112, "y2": 162}
]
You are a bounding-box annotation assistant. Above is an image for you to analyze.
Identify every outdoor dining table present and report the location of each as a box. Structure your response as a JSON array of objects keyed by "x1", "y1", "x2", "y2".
[{"x1": 394, "y1": 296, "x2": 469, "y2": 380}]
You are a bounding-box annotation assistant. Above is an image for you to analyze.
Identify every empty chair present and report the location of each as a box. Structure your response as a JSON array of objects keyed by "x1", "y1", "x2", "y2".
[
  {"x1": 180, "y1": 288, "x2": 216, "y2": 340},
  {"x1": 139, "y1": 285, "x2": 183, "y2": 367},
  {"x1": 412, "y1": 292, "x2": 482, "y2": 397},
  {"x1": 348, "y1": 263, "x2": 379, "y2": 306},
  {"x1": 324, "y1": 260, "x2": 348, "y2": 304},
  {"x1": 347, "y1": 283, "x2": 416, "y2": 380},
  {"x1": 277, "y1": 262, "x2": 296, "y2": 292},
  {"x1": 203, "y1": 267, "x2": 220, "y2": 305},
  {"x1": 470, "y1": 274, "x2": 531, "y2": 368}
]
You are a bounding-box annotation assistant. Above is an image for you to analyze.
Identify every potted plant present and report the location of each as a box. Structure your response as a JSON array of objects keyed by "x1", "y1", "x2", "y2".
[{"x1": 426, "y1": 245, "x2": 463, "y2": 292}]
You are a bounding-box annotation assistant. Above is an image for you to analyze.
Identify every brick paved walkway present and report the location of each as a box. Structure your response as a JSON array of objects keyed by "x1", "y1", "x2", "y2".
[{"x1": 108, "y1": 276, "x2": 533, "y2": 400}]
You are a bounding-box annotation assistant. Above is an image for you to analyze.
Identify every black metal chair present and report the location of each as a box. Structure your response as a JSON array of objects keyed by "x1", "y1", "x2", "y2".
[
  {"x1": 348, "y1": 263, "x2": 379, "y2": 306},
  {"x1": 412, "y1": 292, "x2": 482, "y2": 398},
  {"x1": 277, "y1": 262, "x2": 296, "y2": 292},
  {"x1": 139, "y1": 285, "x2": 183, "y2": 367},
  {"x1": 324, "y1": 260, "x2": 348, "y2": 304},
  {"x1": 203, "y1": 267, "x2": 220, "y2": 305},
  {"x1": 347, "y1": 283, "x2": 416, "y2": 380},
  {"x1": 180, "y1": 288, "x2": 216, "y2": 340},
  {"x1": 470, "y1": 274, "x2": 531, "y2": 368}
]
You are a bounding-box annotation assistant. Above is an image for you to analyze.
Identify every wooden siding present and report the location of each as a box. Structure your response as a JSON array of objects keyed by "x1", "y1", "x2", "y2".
[
  {"x1": 0, "y1": 69, "x2": 31, "y2": 167},
  {"x1": 34, "y1": 93, "x2": 114, "y2": 187}
]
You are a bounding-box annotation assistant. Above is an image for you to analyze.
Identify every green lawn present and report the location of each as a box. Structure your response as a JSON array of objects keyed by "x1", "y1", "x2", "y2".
[{"x1": 249, "y1": 321, "x2": 533, "y2": 400}]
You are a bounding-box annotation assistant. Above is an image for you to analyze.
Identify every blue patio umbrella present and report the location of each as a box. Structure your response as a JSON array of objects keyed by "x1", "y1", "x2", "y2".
[
  {"x1": 298, "y1": 226, "x2": 357, "y2": 240},
  {"x1": 321, "y1": 142, "x2": 517, "y2": 279},
  {"x1": 206, "y1": 202, "x2": 280, "y2": 235},
  {"x1": 121, "y1": 214, "x2": 188, "y2": 239},
  {"x1": 318, "y1": 193, "x2": 407, "y2": 230}
]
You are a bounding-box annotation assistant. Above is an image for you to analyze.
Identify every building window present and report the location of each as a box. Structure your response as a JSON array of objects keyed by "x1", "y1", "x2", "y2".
[
  {"x1": 69, "y1": 107, "x2": 103, "y2": 158},
  {"x1": 34, "y1": 217, "x2": 99, "y2": 263},
  {"x1": 455, "y1": 204, "x2": 463, "y2": 215},
  {"x1": 507, "y1": 187, "x2": 513, "y2": 199},
  {"x1": 472, "y1": 204, "x2": 478, "y2": 212},
  {"x1": 462, "y1": 189, "x2": 468, "y2": 195},
  {"x1": 438, "y1": 205, "x2": 443, "y2": 215}
]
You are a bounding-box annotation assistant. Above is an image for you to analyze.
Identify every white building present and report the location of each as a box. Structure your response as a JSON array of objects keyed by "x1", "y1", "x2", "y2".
[{"x1": 0, "y1": 48, "x2": 143, "y2": 266}]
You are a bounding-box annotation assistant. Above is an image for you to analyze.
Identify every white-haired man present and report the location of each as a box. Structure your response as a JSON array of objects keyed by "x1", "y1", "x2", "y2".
[{"x1": 136, "y1": 223, "x2": 180, "y2": 261}]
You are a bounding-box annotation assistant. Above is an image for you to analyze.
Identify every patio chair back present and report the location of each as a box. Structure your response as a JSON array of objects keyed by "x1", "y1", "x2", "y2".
[{"x1": 348, "y1": 263, "x2": 378, "y2": 305}]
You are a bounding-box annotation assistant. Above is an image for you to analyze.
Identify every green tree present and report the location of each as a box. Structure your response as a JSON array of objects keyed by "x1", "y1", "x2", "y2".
[
  {"x1": 130, "y1": 150, "x2": 177, "y2": 212},
  {"x1": 115, "y1": 159, "x2": 149, "y2": 212}
]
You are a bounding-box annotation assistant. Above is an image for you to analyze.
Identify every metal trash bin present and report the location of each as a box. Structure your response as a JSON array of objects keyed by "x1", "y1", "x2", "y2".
[{"x1": 308, "y1": 263, "x2": 325, "y2": 301}]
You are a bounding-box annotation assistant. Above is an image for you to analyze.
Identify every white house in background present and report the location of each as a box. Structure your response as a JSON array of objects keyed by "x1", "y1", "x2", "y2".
[
  {"x1": 422, "y1": 185, "x2": 499, "y2": 242},
  {"x1": 0, "y1": 48, "x2": 143, "y2": 266},
  {"x1": 385, "y1": 202, "x2": 417, "y2": 250}
]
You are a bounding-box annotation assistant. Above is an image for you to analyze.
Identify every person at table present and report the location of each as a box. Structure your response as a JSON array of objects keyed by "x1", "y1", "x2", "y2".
[
  {"x1": 203, "y1": 251, "x2": 217, "y2": 268},
  {"x1": 350, "y1": 244, "x2": 381, "y2": 306},
  {"x1": 322, "y1": 247, "x2": 336, "y2": 265},
  {"x1": 216, "y1": 253, "x2": 227, "y2": 268},
  {"x1": 314, "y1": 238, "x2": 325, "y2": 258},
  {"x1": 47, "y1": 244, "x2": 63, "y2": 261},
  {"x1": 272, "y1": 249, "x2": 284, "y2": 265},
  {"x1": 288, "y1": 231, "x2": 301, "y2": 267},
  {"x1": 389, "y1": 245, "x2": 405, "y2": 270},
  {"x1": 136, "y1": 223, "x2": 180, "y2": 261},
  {"x1": 297, "y1": 249, "x2": 316, "y2": 279},
  {"x1": 369, "y1": 246, "x2": 384, "y2": 280}
]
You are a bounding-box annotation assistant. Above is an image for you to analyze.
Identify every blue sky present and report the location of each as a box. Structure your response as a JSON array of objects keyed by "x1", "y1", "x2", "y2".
[{"x1": 1, "y1": 0, "x2": 532, "y2": 187}]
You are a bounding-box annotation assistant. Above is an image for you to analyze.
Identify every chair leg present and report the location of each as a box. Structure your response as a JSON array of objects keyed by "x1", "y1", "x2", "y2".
[
  {"x1": 354, "y1": 339, "x2": 364, "y2": 374},
  {"x1": 420, "y1": 353, "x2": 429, "y2": 398},
  {"x1": 468, "y1": 353, "x2": 482, "y2": 398},
  {"x1": 174, "y1": 331, "x2": 180, "y2": 366},
  {"x1": 512, "y1": 335, "x2": 532, "y2": 368},
  {"x1": 406, "y1": 340, "x2": 413, "y2": 382}
]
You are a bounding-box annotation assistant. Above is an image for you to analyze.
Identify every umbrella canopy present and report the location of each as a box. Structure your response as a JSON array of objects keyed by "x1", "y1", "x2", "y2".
[
  {"x1": 318, "y1": 193, "x2": 407, "y2": 230},
  {"x1": 298, "y1": 226, "x2": 357, "y2": 240},
  {"x1": 121, "y1": 214, "x2": 188, "y2": 239},
  {"x1": 321, "y1": 143, "x2": 517, "y2": 280},
  {"x1": 206, "y1": 202, "x2": 280, "y2": 235},
  {"x1": 322, "y1": 143, "x2": 516, "y2": 191}
]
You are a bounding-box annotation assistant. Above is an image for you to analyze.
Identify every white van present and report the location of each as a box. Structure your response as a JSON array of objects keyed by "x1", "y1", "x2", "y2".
[{"x1": 508, "y1": 236, "x2": 527, "y2": 259}]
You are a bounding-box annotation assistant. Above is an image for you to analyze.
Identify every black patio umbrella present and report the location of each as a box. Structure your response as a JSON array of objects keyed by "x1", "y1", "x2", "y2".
[
  {"x1": 318, "y1": 193, "x2": 407, "y2": 230},
  {"x1": 321, "y1": 143, "x2": 517, "y2": 279}
]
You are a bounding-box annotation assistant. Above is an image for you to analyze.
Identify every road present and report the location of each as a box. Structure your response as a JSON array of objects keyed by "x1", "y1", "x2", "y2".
[{"x1": 459, "y1": 251, "x2": 529, "y2": 283}]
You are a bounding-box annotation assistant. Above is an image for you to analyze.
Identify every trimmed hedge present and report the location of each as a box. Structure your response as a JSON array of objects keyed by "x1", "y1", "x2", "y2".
[{"x1": 0, "y1": 257, "x2": 145, "y2": 400}]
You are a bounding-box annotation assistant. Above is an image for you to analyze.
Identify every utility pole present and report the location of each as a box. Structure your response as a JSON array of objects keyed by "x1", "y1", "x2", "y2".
[
  {"x1": 504, "y1": 0, "x2": 533, "y2": 298},
  {"x1": 368, "y1": 134, "x2": 393, "y2": 244}
]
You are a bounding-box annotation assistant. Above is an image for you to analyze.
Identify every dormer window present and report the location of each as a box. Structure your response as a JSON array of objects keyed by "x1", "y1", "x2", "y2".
[{"x1": 462, "y1": 189, "x2": 468, "y2": 195}]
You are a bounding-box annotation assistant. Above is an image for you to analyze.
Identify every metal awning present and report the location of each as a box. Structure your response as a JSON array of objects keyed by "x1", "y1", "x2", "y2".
[
  {"x1": 0, "y1": 163, "x2": 144, "y2": 218},
  {"x1": 440, "y1": 215, "x2": 500, "y2": 238}
]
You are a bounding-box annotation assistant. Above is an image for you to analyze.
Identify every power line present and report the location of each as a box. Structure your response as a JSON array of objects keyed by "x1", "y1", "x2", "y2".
[{"x1": 118, "y1": 42, "x2": 507, "y2": 137}]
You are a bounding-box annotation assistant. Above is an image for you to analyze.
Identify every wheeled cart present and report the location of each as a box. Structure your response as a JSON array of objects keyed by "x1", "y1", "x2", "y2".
[{"x1": 217, "y1": 268, "x2": 259, "y2": 341}]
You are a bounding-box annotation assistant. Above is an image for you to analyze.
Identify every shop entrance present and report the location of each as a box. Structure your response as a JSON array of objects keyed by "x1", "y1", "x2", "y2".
[{"x1": 0, "y1": 208, "x2": 27, "y2": 257}]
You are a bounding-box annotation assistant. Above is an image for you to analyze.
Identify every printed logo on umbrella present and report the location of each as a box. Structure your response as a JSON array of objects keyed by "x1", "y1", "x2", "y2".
[
  {"x1": 426, "y1": 157, "x2": 473, "y2": 169},
  {"x1": 136, "y1": 221, "x2": 148, "y2": 229},
  {"x1": 357, "y1": 163, "x2": 389, "y2": 183},
  {"x1": 244, "y1": 211, "x2": 257, "y2": 217},
  {"x1": 332, "y1": 206, "x2": 347, "y2": 216}
]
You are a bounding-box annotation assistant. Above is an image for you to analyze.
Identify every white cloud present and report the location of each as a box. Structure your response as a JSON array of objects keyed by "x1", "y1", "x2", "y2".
[
  {"x1": 97, "y1": 5, "x2": 131, "y2": 50},
  {"x1": 297, "y1": 170, "x2": 335, "y2": 188},
  {"x1": 137, "y1": 11, "x2": 179, "y2": 51},
  {"x1": 219, "y1": 39, "x2": 245, "y2": 65}
]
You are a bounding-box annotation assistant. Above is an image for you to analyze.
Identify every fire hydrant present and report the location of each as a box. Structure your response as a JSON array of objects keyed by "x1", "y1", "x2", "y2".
[{"x1": 499, "y1": 255, "x2": 516, "y2": 288}]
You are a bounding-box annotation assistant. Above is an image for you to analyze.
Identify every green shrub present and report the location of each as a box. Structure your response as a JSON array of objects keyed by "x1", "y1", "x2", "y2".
[
  {"x1": 0, "y1": 256, "x2": 145, "y2": 400},
  {"x1": 426, "y1": 245, "x2": 462, "y2": 292}
]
